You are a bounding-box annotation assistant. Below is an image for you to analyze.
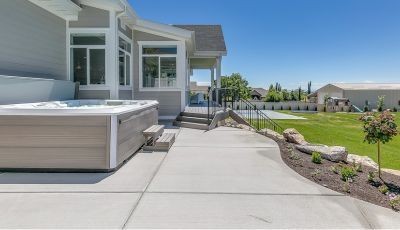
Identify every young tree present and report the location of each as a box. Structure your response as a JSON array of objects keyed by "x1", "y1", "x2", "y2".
[{"x1": 359, "y1": 110, "x2": 398, "y2": 179}]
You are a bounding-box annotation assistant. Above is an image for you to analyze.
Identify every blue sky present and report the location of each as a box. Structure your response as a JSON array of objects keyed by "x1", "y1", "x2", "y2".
[{"x1": 129, "y1": 0, "x2": 400, "y2": 90}]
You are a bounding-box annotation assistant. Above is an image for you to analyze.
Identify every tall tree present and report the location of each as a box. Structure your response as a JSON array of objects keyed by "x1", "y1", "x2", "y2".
[
  {"x1": 221, "y1": 73, "x2": 251, "y2": 99},
  {"x1": 307, "y1": 81, "x2": 312, "y2": 95}
]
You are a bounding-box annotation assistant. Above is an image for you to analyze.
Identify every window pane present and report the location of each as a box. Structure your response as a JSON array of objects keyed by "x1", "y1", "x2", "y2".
[
  {"x1": 143, "y1": 46, "x2": 177, "y2": 55},
  {"x1": 119, "y1": 51, "x2": 125, "y2": 86},
  {"x1": 126, "y1": 55, "x2": 130, "y2": 85},
  {"x1": 71, "y1": 34, "x2": 106, "y2": 45},
  {"x1": 72, "y1": 48, "x2": 87, "y2": 85},
  {"x1": 160, "y1": 57, "x2": 176, "y2": 88},
  {"x1": 119, "y1": 37, "x2": 131, "y2": 53},
  {"x1": 89, "y1": 49, "x2": 105, "y2": 85},
  {"x1": 143, "y1": 57, "x2": 159, "y2": 88}
]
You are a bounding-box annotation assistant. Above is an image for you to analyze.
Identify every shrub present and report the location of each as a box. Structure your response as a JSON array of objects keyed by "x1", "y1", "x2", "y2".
[
  {"x1": 263, "y1": 104, "x2": 266, "y2": 110},
  {"x1": 340, "y1": 166, "x2": 356, "y2": 181},
  {"x1": 311, "y1": 169, "x2": 321, "y2": 179},
  {"x1": 393, "y1": 107, "x2": 398, "y2": 112},
  {"x1": 288, "y1": 106, "x2": 292, "y2": 111},
  {"x1": 323, "y1": 106, "x2": 327, "y2": 112},
  {"x1": 306, "y1": 105, "x2": 309, "y2": 111},
  {"x1": 378, "y1": 184, "x2": 389, "y2": 194},
  {"x1": 297, "y1": 105, "x2": 300, "y2": 110},
  {"x1": 289, "y1": 151, "x2": 300, "y2": 160},
  {"x1": 389, "y1": 194, "x2": 400, "y2": 210},
  {"x1": 271, "y1": 105, "x2": 274, "y2": 110},
  {"x1": 367, "y1": 171, "x2": 376, "y2": 183},
  {"x1": 363, "y1": 106, "x2": 369, "y2": 112},
  {"x1": 280, "y1": 105, "x2": 283, "y2": 110},
  {"x1": 311, "y1": 152, "x2": 322, "y2": 164},
  {"x1": 236, "y1": 105, "x2": 240, "y2": 110}
]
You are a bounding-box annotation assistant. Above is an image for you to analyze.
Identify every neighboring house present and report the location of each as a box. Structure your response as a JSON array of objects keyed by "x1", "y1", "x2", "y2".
[
  {"x1": 190, "y1": 81, "x2": 209, "y2": 95},
  {"x1": 315, "y1": 83, "x2": 400, "y2": 110},
  {"x1": 0, "y1": 0, "x2": 227, "y2": 119},
  {"x1": 250, "y1": 88, "x2": 268, "y2": 101}
]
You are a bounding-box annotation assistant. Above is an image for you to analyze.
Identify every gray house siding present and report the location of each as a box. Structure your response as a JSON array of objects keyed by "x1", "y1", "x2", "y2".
[
  {"x1": 119, "y1": 90, "x2": 133, "y2": 100},
  {"x1": 69, "y1": 5, "x2": 109, "y2": 28},
  {"x1": 344, "y1": 90, "x2": 400, "y2": 110},
  {"x1": 0, "y1": 0, "x2": 66, "y2": 80},
  {"x1": 78, "y1": 90, "x2": 110, "y2": 100},
  {"x1": 132, "y1": 30, "x2": 182, "y2": 116}
]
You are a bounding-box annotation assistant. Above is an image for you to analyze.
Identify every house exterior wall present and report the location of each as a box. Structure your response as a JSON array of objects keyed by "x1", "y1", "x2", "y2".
[
  {"x1": 78, "y1": 90, "x2": 110, "y2": 100},
  {"x1": 0, "y1": 0, "x2": 66, "y2": 80},
  {"x1": 317, "y1": 85, "x2": 344, "y2": 104},
  {"x1": 119, "y1": 90, "x2": 133, "y2": 100},
  {"x1": 344, "y1": 90, "x2": 400, "y2": 110},
  {"x1": 132, "y1": 30, "x2": 185, "y2": 117},
  {"x1": 69, "y1": 5, "x2": 109, "y2": 28}
]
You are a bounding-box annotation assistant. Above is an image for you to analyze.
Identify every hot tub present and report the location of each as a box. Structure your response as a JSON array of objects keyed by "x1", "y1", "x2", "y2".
[{"x1": 0, "y1": 100, "x2": 159, "y2": 172}]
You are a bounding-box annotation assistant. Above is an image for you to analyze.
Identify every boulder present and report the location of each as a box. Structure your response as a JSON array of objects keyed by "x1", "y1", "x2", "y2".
[
  {"x1": 258, "y1": 128, "x2": 285, "y2": 141},
  {"x1": 295, "y1": 144, "x2": 348, "y2": 162},
  {"x1": 347, "y1": 154, "x2": 378, "y2": 169},
  {"x1": 283, "y1": 128, "x2": 308, "y2": 145},
  {"x1": 237, "y1": 124, "x2": 256, "y2": 132}
]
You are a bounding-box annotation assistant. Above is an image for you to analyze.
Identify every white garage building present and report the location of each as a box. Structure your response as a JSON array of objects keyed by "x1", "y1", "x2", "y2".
[{"x1": 316, "y1": 83, "x2": 400, "y2": 110}]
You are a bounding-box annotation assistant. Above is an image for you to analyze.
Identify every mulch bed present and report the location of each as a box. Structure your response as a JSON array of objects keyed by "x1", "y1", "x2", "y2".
[{"x1": 271, "y1": 136, "x2": 400, "y2": 211}]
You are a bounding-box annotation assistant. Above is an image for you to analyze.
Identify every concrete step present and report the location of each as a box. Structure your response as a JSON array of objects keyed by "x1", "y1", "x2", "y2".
[
  {"x1": 173, "y1": 121, "x2": 210, "y2": 130},
  {"x1": 180, "y1": 112, "x2": 212, "y2": 119},
  {"x1": 176, "y1": 116, "x2": 211, "y2": 124}
]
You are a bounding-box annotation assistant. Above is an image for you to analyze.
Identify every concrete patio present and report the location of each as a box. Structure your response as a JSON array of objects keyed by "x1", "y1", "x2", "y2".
[{"x1": 0, "y1": 127, "x2": 399, "y2": 228}]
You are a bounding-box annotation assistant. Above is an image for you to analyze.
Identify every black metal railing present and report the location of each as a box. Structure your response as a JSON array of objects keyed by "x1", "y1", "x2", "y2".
[
  {"x1": 234, "y1": 98, "x2": 283, "y2": 133},
  {"x1": 207, "y1": 87, "x2": 283, "y2": 133}
]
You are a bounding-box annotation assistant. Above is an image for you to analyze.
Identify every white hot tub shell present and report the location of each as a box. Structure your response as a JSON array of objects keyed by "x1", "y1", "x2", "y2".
[{"x1": 0, "y1": 100, "x2": 159, "y2": 172}]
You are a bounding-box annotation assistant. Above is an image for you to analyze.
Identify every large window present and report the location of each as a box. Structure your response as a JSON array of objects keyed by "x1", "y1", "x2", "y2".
[
  {"x1": 142, "y1": 45, "x2": 177, "y2": 88},
  {"x1": 119, "y1": 37, "x2": 131, "y2": 86},
  {"x1": 70, "y1": 33, "x2": 106, "y2": 85}
]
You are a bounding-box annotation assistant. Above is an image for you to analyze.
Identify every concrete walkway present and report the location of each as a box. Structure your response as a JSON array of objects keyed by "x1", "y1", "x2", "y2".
[{"x1": 0, "y1": 127, "x2": 399, "y2": 228}]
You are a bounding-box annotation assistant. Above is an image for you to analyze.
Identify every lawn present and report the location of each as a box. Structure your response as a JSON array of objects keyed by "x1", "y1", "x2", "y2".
[{"x1": 274, "y1": 112, "x2": 400, "y2": 170}]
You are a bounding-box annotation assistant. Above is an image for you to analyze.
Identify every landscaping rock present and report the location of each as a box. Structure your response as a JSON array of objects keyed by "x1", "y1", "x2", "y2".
[
  {"x1": 295, "y1": 144, "x2": 348, "y2": 162},
  {"x1": 347, "y1": 154, "x2": 378, "y2": 169},
  {"x1": 237, "y1": 124, "x2": 256, "y2": 132},
  {"x1": 283, "y1": 128, "x2": 308, "y2": 145},
  {"x1": 258, "y1": 128, "x2": 285, "y2": 141}
]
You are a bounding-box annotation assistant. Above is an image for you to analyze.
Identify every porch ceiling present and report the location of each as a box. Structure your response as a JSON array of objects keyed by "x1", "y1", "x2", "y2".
[{"x1": 190, "y1": 57, "x2": 216, "y2": 69}]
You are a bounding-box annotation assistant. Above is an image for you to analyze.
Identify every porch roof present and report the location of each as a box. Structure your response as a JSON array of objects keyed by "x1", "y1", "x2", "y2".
[{"x1": 173, "y1": 25, "x2": 227, "y2": 56}]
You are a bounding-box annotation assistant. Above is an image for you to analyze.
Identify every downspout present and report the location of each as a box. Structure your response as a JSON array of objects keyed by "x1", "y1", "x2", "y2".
[{"x1": 111, "y1": 6, "x2": 126, "y2": 100}]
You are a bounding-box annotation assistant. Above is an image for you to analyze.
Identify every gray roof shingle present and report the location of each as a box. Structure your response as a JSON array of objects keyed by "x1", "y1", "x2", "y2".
[{"x1": 173, "y1": 25, "x2": 227, "y2": 52}]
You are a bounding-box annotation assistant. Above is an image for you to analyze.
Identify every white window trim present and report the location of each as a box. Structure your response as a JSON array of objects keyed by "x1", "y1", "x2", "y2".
[
  {"x1": 138, "y1": 41, "x2": 184, "y2": 92},
  {"x1": 68, "y1": 28, "x2": 109, "y2": 90},
  {"x1": 118, "y1": 32, "x2": 133, "y2": 89}
]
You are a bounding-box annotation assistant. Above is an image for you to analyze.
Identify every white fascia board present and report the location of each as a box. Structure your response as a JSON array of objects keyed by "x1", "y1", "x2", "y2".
[
  {"x1": 28, "y1": 0, "x2": 81, "y2": 21},
  {"x1": 134, "y1": 19, "x2": 194, "y2": 41}
]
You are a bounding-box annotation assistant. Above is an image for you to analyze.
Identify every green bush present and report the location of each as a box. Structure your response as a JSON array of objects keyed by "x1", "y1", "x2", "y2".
[
  {"x1": 393, "y1": 107, "x2": 398, "y2": 112},
  {"x1": 367, "y1": 171, "x2": 376, "y2": 183},
  {"x1": 288, "y1": 106, "x2": 292, "y2": 110},
  {"x1": 340, "y1": 166, "x2": 356, "y2": 181},
  {"x1": 271, "y1": 105, "x2": 274, "y2": 110},
  {"x1": 389, "y1": 195, "x2": 400, "y2": 210},
  {"x1": 311, "y1": 152, "x2": 322, "y2": 164},
  {"x1": 378, "y1": 185, "x2": 389, "y2": 194}
]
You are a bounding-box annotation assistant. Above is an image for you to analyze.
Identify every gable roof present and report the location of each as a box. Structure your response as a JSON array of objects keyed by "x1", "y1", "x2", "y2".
[
  {"x1": 329, "y1": 83, "x2": 400, "y2": 90},
  {"x1": 251, "y1": 88, "x2": 268, "y2": 97},
  {"x1": 173, "y1": 25, "x2": 227, "y2": 55}
]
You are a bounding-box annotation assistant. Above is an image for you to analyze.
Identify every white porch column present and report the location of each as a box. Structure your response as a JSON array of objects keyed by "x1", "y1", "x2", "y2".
[
  {"x1": 216, "y1": 56, "x2": 222, "y2": 103},
  {"x1": 210, "y1": 68, "x2": 215, "y2": 87}
]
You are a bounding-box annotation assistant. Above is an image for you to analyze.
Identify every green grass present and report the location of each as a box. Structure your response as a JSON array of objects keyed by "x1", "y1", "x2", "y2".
[{"x1": 273, "y1": 112, "x2": 400, "y2": 170}]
